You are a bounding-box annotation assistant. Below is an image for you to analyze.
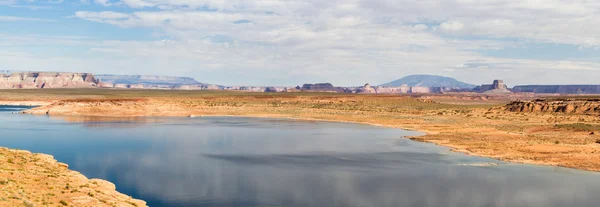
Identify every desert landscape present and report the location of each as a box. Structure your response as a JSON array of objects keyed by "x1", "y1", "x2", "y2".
[
  {"x1": 0, "y1": 88, "x2": 598, "y2": 172},
  {"x1": 4, "y1": 72, "x2": 600, "y2": 206}
]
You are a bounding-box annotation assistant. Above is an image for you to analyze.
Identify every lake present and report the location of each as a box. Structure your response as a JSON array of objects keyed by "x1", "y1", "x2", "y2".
[{"x1": 1, "y1": 105, "x2": 600, "y2": 207}]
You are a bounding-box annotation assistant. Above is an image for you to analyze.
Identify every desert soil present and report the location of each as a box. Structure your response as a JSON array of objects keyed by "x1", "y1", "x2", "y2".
[{"x1": 0, "y1": 147, "x2": 147, "y2": 207}]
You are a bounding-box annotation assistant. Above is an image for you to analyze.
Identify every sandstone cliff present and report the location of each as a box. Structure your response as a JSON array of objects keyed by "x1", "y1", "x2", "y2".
[
  {"x1": 474, "y1": 80, "x2": 512, "y2": 94},
  {"x1": 0, "y1": 72, "x2": 99, "y2": 89},
  {"x1": 503, "y1": 99, "x2": 600, "y2": 114},
  {"x1": 298, "y1": 83, "x2": 351, "y2": 93}
]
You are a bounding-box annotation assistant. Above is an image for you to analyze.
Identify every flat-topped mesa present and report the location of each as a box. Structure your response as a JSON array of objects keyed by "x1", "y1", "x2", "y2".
[
  {"x1": 296, "y1": 83, "x2": 351, "y2": 93},
  {"x1": 95, "y1": 74, "x2": 220, "y2": 90},
  {"x1": 474, "y1": 80, "x2": 512, "y2": 94},
  {"x1": 512, "y1": 85, "x2": 600, "y2": 94},
  {"x1": 0, "y1": 72, "x2": 99, "y2": 89}
]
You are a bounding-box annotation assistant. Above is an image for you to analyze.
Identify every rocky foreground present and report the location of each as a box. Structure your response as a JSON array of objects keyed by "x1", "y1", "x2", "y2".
[{"x1": 0, "y1": 147, "x2": 147, "y2": 207}]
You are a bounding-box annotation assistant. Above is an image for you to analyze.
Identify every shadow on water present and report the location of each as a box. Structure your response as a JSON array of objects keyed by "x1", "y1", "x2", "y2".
[{"x1": 0, "y1": 106, "x2": 600, "y2": 207}]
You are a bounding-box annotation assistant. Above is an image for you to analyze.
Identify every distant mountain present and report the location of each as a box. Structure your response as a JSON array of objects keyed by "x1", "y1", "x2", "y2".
[
  {"x1": 379, "y1": 75, "x2": 476, "y2": 89},
  {"x1": 95, "y1": 74, "x2": 204, "y2": 85}
]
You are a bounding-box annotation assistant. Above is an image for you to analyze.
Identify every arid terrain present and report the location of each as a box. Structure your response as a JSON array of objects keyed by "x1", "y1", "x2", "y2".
[
  {"x1": 0, "y1": 147, "x2": 147, "y2": 207},
  {"x1": 3, "y1": 89, "x2": 600, "y2": 174}
]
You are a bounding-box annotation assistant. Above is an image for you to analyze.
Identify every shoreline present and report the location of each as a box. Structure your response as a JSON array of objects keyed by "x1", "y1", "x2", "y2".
[
  {"x1": 0, "y1": 147, "x2": 147, "y2": 207},
  {"x1": 15, "y1": 109, "x2": 573, "y2": 171},
  {"x1": 2, "y1": 90, "x2": 600, "y2": 172}
]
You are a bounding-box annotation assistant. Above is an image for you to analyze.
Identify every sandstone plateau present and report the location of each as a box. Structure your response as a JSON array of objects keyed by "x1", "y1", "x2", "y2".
[
  {"x1": 512, "y1": 85, "x2": 600, "y2": 94},
  {"x1": 0, "y1": 72, "x2": 98, "y2": 89}
]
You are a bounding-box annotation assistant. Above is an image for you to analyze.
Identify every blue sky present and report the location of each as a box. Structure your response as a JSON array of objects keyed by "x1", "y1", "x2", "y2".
[{"x1": 1, "y1": 0, "x2": 600, "y2": 86}]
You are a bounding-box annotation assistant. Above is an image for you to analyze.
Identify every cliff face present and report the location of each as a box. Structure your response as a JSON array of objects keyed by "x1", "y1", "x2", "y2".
[
  {"x1": 503, "y1": 99, "x2": 600, "y2": 114},
  {"x1": 299, "y1": 83, "x2": 350, "y2": 93},
  {"x1": 474, "y1": 80, "x2": 511, "y2": 94},
  {"x1": 0, "y1": 72, "x2": 99, "y2": 89},
  {"x1": 512, "y1": 85, "x2": 600, "y2": 94}
]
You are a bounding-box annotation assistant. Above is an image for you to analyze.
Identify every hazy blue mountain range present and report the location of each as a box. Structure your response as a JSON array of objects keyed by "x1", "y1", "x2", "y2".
[
  {"x1": 95, "y1": 74, "x2": 204, "y2": 85},
  {"x1": 379, "y1": 75, "x2": 477, "y2": 89}
]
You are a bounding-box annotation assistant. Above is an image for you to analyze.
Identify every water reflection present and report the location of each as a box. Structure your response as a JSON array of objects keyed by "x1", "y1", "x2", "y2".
[
  {"x1": 49, "y1": 115, "x2": 163, "y2": 128},
  {"x1": 0, "y1": 110, "x2": 599, "y2": 207}
]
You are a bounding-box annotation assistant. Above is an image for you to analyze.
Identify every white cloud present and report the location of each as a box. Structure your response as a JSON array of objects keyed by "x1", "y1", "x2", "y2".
[
  {"x1": 0, "y1": 15, "x2": 55, "y2": 22},
  {"x1": 439, "y1": 21, "x2": 464, "y2": 32},
  {"x1": 93, "y1": 0, "x2": 112, "y2": 6},
  {"x1": 3, "y1": 0, "x2": 600, "y2": 85}
]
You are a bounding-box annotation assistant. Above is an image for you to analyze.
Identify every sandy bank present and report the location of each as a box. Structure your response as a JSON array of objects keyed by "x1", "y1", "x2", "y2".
[
  {"x1": 18, "y1": 95, "x2": 600, "y2": 172},
  {"x1": 0, "y1": 101, "x2": 53, "y2": 106}
]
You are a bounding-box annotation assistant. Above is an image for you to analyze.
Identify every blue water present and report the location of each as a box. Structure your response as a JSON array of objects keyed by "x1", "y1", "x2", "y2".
[{"x1": 1, "y1": 105, "x2": 600, "y2": 207}]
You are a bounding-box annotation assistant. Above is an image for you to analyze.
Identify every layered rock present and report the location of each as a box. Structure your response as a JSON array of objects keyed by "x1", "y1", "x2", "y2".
[
  {"x1": 0, "y1": 147, "x2": 147, "y2": 207},
  {"x1": 0, "y1": 72, "x2": 99, "y2": 89},
  {"x1": 512, "y1": 85, "x2": 600, "y2": 94},
  {"x1": 299, "y1": 83, "x2": 351, "y2": 93},
  {"x1": 474, "y1": 80, "x2": 512, "y2": 94},
  {"x1": 503, "y1": 99, "x2": 600, "y2": 114},
  {"x1": 355, "y1": 83, "x2": 377, "y2": 93}
]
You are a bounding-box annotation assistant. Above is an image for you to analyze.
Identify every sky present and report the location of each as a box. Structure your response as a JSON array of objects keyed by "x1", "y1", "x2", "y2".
[{"x1": 1, "y1": 0, "x2": 600, "y2": 86}]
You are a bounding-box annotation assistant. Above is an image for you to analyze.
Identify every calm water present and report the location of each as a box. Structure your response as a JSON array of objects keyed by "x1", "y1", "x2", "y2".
[{"x1": 1, "y1": 105, "x2": 600, "y2": 207}]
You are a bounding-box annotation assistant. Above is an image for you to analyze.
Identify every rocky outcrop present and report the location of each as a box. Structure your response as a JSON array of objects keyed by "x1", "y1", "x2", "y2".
[
  {"x1": 0, "y1": 147, "x2": 147, "y2": 207},
  {"x1": 264, "y1": 87, "x2": 287, "y2": 92},
  {"x1": 356, "y1": 83, "x2": 377, "y2": 93},
  {"x1": 0, "y1": 72, "x2": 99, "y2": 89},
  {"x1": 512, "y1": 85, "x2": 600, "y2": 94},
  {"x1": 299, "y1": 83, "x2": 351, "y2": 93},
  {"x1": 474, "y1": 80, "x2": 511, "y2": 94},
  {"x1": 503, "y1": 99, "x2": 600, "y2": 114}
]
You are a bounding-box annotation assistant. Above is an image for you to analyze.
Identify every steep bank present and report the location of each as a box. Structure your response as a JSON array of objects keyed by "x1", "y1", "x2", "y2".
[
  {"x1": 13, "y1": 90, "x2": 600, "y2": 172},
  {"x1": 0, "y1": 147, "x2": 147, "y2": 207},
  {"x1": 503, "y1": 99, "x2": 600, "y2": 114}
]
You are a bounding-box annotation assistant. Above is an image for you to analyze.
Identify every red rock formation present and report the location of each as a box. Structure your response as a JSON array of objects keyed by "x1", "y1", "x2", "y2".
[{"x1": 503, "y1": 99, "x2": 600, "y2": 114}]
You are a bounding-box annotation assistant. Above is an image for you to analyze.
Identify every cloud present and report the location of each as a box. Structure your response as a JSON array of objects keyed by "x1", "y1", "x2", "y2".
[
  {"x1": 439, "y1": 21, "x2": 464, "y2": 32},
  {"x1": 3, "y1": 0, "x2": 600, "y2": 86},
  {"x1": 0, "y1": 15, "x2": 55, "y2": 22}
]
